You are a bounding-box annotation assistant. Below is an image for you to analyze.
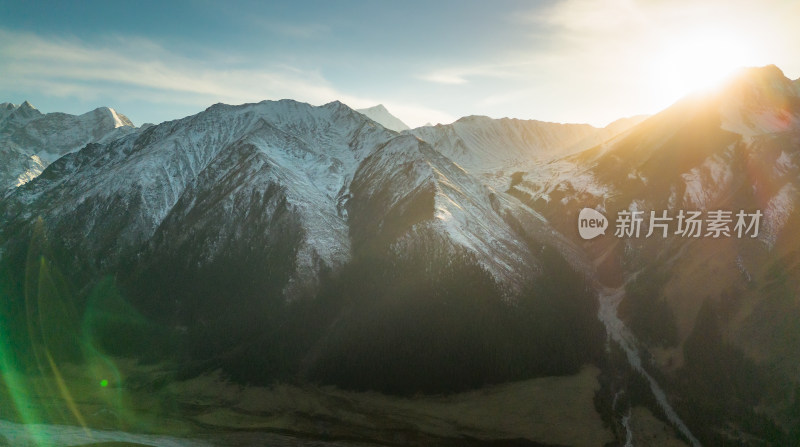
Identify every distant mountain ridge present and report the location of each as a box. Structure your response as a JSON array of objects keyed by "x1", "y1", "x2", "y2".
[
  {"x1": 0, "y1": 101, "x2": 135, "y2": 189},
  {"x1": 407, "y1": 115, "x2": 646, "y2": 189},
  {"x1": 356, "y1": 104, "x2": 410, "y2": 132}
]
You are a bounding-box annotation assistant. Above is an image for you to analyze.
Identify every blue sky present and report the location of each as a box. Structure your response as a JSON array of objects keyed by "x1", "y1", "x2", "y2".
[{"x1": 1, "y1": 0, "x2": 798, "y2": 128}]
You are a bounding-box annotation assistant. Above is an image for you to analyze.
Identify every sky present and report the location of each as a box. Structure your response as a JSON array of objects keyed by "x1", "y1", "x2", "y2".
[{"x1": 1, "y1": 0, "x2": 798, "y2": 128}]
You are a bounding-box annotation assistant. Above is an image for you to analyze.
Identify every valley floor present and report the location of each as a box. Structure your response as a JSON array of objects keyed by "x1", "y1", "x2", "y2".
[{"x1": 0, "y1": 359, "x2": 613, "y2": 446}]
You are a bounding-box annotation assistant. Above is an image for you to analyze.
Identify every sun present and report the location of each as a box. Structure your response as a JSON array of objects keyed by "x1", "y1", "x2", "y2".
[{"x1": 648, "y1": 26, "x2": 761, "y2": 106}]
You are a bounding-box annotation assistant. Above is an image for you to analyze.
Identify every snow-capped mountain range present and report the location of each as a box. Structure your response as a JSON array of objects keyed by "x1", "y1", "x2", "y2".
[
  {"x1": 0, "y1": 98, "x2": 639, "y2": 297},
  {"x1": 408, "y1": 114, "x2": 647, "y2": 189},
  {"x1": 0, "y1": 101, "x2": 135, "y2": 190},
  {"x1": 2, "y1": 65, "x2": 799, "y2": 445}
]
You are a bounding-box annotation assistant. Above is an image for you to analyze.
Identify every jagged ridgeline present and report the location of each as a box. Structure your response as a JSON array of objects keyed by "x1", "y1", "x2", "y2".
[
  {"x1": 3, "y1": 66, "x2": 799, "y2": 444},
  {"x1": 0, "y1": 99, "x2": 603, "y2": 395}
]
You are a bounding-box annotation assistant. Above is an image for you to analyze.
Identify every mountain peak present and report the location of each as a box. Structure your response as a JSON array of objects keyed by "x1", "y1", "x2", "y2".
[
  {"x1": 109, "y1": 108, "x2": 134, "y2": 128},
  {"x1": 86, "y1": 106, "x2": 135, "y2": 128},
  {"x1": 716, "y1": 64, "x2": 800, "y2": 137},
  {"x1": 722, "y1": 64, "x2": 795, "y2": 96},
  {"x1": 356, "y1": 104, "x2": 410, "y2": 132},
  {"x1": 5, "y1": 100, "x2": 42, "y2": 121},
  {"x1": 739, "y1": 64, "x2": 785, "y2": 80},
  {"x1": 455, "y1": 115, "x2": 491, "y2": 123},
  {"x1": 365, "y1": 104, "x2": 388, "y2": 112},
  {"x1": 323, "y1": 100, "x2": 350, "y2": 112}
]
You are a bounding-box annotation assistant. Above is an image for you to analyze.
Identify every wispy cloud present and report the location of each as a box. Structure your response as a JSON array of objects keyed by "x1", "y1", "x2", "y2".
[
  {"x1": 0, "y1": 29, "x2": 449, "y2": 127},
  {"x1": 418, "y1": 63, "x2": 530, "y2": 86},
  {"x1": 418, "y1": 72, "x2": 469, "y2": 85},
  {"x1": 0, "y1": 30, "x2": 334, "y2": 103}
]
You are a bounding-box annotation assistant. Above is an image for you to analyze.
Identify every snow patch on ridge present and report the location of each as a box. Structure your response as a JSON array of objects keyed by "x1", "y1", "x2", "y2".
[
  {"x1": 680, "y1": 147, "x2": 735, "y2": 209},
  {"x1": 761, "y1": 183, "x2": 796, "y2": 248},
  {"x1": 522, "y1": 159, "x2": 611, "y2": 204}
]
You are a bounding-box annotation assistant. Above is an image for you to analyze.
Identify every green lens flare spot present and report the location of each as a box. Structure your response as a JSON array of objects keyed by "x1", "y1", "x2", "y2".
[{"x1": 100, "y1": 379, "x2": 108, "y2": 388}]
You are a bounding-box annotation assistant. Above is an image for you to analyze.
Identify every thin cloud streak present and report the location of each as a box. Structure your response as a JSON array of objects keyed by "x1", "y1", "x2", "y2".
[
  {"x1": 0, "y1": 29, "x2": 450, "y2": 128},
  {"x1": 418, "y1": 63, "x2": 533, "y2": 86}
]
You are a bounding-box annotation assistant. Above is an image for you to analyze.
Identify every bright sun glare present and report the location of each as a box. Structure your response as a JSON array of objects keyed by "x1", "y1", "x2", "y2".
[{"x1": 649, "y1": 26, "x2": 761, "y2": 107}]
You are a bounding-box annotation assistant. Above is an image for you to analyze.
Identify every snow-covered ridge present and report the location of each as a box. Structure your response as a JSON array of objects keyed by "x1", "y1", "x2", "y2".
[
  {"x1": 409, "y1": 116, "x2": 598, "y2": 174},
  {"x1": 406, "y1": 114, "x2": 645, "y2": 192},
  {"x1": 1, "y1": 99, "x2": 398, "y2": 296},
  {"x1": 0, "y1": 101, "x2": 137, "y2": 189},
  {"x1": 680, "y1": 145, "x2": 736, "y2": 209},
  {"x1": 762, "y1": 182, "x2": 797, "y2": 248},
  {"x1": 1, "y1": 98, "x2": 554, "y2": 297},
  {"x1": 350, "y1": 134, "x2": 538, "y2": 293}
]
